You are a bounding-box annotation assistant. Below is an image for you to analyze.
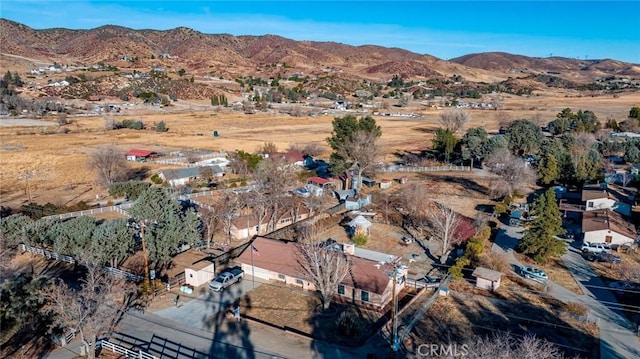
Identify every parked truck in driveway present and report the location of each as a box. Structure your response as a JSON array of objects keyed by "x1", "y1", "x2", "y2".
[
  {"x1": 209, "y1": 267, "x2": 244, "y2": 292},
  {"x1": 581, "y1": 242, "x2": 610, "y2": 254}
]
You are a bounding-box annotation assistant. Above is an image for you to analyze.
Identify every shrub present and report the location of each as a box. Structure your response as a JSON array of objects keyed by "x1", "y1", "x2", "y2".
[
  {"x1": 156, "y1": 121, "x2": 168, "y2": 132},
  {"x1": 150, "y1": 174, "x2": 164, "y2": 185},
  {"x1": 121, "y1": 119, "x2": 144, "y2": 130},
  {"x1": 448, "y1": 257, "x2": 470, "y2": 279},
  {"x1": 494, "y1": 202, "x2": 508, "y2": 215},
  {"x1": 475, "y1": 227, "x2": 492, "y2": 243},
  {"x1": 564, "y1": 302, "x2": 588, "y2": 316},
  {"x1": 352, "y1": 233, "x2": 369, "y2": 246},
  {"x1": 336, "y1": 310, "x2": 360, "y2": 337},
  {"x1": 479, "y1": 252, "x2": 510, "y2": 273}
]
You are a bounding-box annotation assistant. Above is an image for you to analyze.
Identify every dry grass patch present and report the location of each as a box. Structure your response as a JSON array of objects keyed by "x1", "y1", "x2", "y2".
[
  {"x1": 241, "y1": 284, "x2": 379, "y2": 346},
  {"x1": 408, "y1": 291, "x2": 599, "y2": 359}
]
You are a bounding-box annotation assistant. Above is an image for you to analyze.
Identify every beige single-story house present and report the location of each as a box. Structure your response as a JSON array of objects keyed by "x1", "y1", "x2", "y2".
[
  {"x1": 159, "y1": 165, "x2": 224, "y2": 187},
  {"x1": 582, "y1": 209, "x2": 638, "y2": 246},
  {"x1": 229, "y1": 206, "x2": 311, "y2": 239},
  {"x1": 236, "y1": 236, "x2": 404, "y2": 310}
]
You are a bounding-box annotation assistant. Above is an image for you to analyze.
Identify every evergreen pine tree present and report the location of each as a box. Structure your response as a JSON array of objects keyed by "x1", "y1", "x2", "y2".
[
  {"x1": 518, "y1": 188, "x2": 566, "y2": 263},
  {"x1": 538, "y1": 153, "x2": 559, "y2": 185}
]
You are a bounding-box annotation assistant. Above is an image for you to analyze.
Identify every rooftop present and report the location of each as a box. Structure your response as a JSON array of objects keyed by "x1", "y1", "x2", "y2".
[
  {"x1": 236, "y1": 237, "x2": 395, "y2": 295},
  {"x1": 582, "y1": 209, "x2": 637, "y2": 240},
  {"x1": 472, "y1": 267, "x2": 503, "y2": 282}
]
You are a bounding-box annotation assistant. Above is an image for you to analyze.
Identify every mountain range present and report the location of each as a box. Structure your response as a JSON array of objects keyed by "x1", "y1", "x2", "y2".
[{"x1": 1, "y1": 18, "x2": 639, "y2": 87}]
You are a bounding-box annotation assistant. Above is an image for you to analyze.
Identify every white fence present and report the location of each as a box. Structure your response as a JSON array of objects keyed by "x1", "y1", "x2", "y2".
[
  {"x1": 19, "y1": 243, "x2": 76, "y2": 264},
  {"x1": 381, "y1": 165, "x2": 471, "y2": 173},
  {"x1": 98, "y1": 339, "x2": 158, "y2": 359},
  {"x1": 43, "y1": 202, "x2": 133, "y2": 221}
]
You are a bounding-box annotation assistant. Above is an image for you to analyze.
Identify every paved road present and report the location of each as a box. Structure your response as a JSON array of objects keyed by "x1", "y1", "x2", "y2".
[
  {"x1": 492, "y1": 224, "x2": 640, "y2": 359},
  {"x1": 562, "y1": 247, "x2": 640, "y2": 359},
  {"x1": 46, "y1": 275, "x2": 391, "y2": 359}
]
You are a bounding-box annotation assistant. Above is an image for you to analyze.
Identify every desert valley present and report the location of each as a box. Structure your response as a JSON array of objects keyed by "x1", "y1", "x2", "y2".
[{"x1": 1, "y1": 18, "x2": 640, "y2": 359}]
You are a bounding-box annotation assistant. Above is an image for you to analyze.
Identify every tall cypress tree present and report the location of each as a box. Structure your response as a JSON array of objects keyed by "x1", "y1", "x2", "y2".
[{"x1": 518, "y1": 188, "x2": 566, "y2": 263}]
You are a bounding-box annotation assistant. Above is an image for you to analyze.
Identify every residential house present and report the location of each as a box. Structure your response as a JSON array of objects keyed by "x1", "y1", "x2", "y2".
[
  {"x1": 159, "y1": 166, "x2": 224, "y2": 187},
  {"x1": 582, "y1": 209, "x2": 638, "y2": 246},
  {"x1": 125, "y1": 149, "x2": 158, "y2": 162},
  {"x1": 236, "y1": 237, "x2": 405, "y2": 310},
  {"x1": 582, "y1": 183, "x2": 636, "y2": 216},
  {"x1": 306, "y1": 176, "x2": 333, "y2": 196},
  {"x1": 229, "y1": 206, "x2": 311, "y2": 240}
]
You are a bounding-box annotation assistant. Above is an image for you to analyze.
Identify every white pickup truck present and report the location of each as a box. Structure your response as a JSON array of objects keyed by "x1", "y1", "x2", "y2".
[
  {"x1": 581, "y1": 242, "x2": 611, "y2": 254},
  {"x1": 209, "y1": 267, "x2": 244, "y2": 292}
]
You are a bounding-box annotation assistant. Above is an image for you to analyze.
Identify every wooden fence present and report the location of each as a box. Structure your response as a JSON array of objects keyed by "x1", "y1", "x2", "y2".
[
  {"x1": 98, "y1": 339, "x2": 158, "y2": 359},
  {"x1": 381, "y1": 165, "x2": 471, "y2": 173}
]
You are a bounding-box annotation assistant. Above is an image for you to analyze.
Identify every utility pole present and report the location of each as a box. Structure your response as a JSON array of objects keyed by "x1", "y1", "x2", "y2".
[
  {"x1": 140, "y1": 221, "x2": 151, "y2": 293},
  {"x1": 390, "y1": 268, "x2": 400, "y2": 353}
]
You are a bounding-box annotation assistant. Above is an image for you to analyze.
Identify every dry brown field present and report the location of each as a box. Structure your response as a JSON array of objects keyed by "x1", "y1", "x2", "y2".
[{"x1": 1, "y1": 90, "x2": 638, "y2": 209}]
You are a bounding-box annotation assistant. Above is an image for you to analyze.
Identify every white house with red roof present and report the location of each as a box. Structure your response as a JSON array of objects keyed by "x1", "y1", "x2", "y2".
[{"x1": 125, "y1": 149, "x2": 158, "y2": 162}]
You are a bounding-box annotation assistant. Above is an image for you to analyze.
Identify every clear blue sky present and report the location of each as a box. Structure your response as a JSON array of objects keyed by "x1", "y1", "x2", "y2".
[{"x1": 2, "y1": 1, "x2": 639, "y2": 63}]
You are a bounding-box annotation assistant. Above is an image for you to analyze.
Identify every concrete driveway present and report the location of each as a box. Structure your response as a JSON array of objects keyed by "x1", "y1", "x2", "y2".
[{"x1": 154, "y1": 277, "x2": 262, "y2": 331}]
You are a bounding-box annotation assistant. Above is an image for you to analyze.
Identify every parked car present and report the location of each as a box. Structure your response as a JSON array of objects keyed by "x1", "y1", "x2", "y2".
[
  {"x1": 209, "y1": 267, "x2": 244, "y2": 292},
  {"x1": 595, "y1": 252, "x2": 621, "y2": 264},
  {"x1": 519, "y1": 265, "x2": 548, "y2": 282},
  {"x1": 581, "y1": 242, "x2": 611, "y2": 254},
  {"x1": 608, "y1": 280, "x2": 640, "y2": 295}
]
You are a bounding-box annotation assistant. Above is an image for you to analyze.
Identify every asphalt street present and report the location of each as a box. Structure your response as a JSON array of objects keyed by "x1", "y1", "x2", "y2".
[{"x1": 492, "y1": 223, "x2": 640, "y2": 359}]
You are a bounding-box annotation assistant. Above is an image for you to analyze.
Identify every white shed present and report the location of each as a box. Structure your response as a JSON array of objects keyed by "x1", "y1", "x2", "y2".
[
  {"x1": 185, "y1": 261, "x2": 215, "y2": 287},
  {"x1": 472, "y1": 267, "x2": 503, "y2": 291}
]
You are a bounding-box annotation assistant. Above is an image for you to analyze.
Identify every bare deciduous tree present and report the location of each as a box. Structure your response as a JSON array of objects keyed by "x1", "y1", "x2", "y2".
[
  {"x1": 484, "y1": 148, "x2": 535, "y2": 198},
  {"x1": 211, "y1": 193, "x2": 243, "y2": 244},
  {"x1": 336, "y1": 130, "x2": 380, "y2": 189},
  {"x1": 103, "y1": 116, "x2": 118, "y2": 131},
  {"x1": 374, "y1": 190, "x2": 400, "y2": 225},
  {"x1": 289, "y1": 143, "x2": 325, "y2": 158},
  {"x1": 398, "y1": 94, "x2": 410, "y2": 107},
  {"x1": 439, "y1": 109, "x2": 470, "y2": 133},
  {"x1": 466, "y1": 332, "x2": 564, "y2": 359},
  {"x1": 296, "y1": 241, "x2": 351, "y2": 310},
  {"x1": 490, "y1": 91, "x2": 503, "y2": 111},
  {"x1": 427, "y1": 201, "x2": 463, "y2": 260},
  {"x1": 495, "y1": 111, "x2": 512, "y2": 130},
  {"x1": 257, "y1": 141, "x2": 277, "y2": 155},
  {"x1": 616, "y1": 261, "x2": 640, "y2": 282},
  {"x1": 42, "y1": 265, "x2": 135, "y2": 359},
  {"x1": 397, "y1": 183, "x2": 433, "y2": 238},
  {"x1": 87, "y1": 146, "x2": 129, "y2": 186}
]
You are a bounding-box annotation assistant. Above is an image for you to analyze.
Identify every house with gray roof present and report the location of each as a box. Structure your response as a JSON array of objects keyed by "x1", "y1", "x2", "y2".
[{"x1": 159, "y1": 165, "x2": 224, "y2": 186}]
